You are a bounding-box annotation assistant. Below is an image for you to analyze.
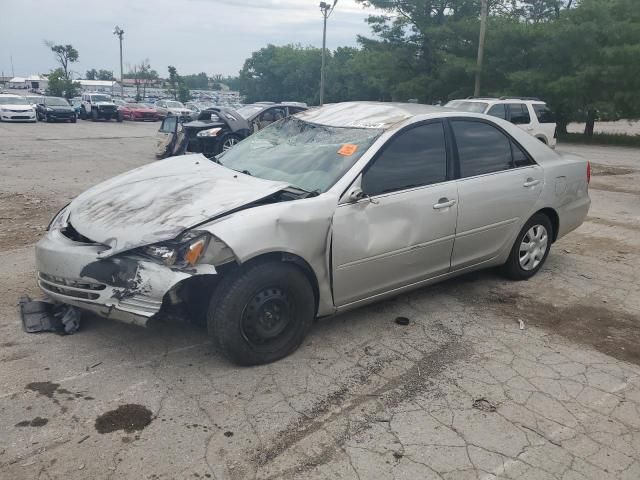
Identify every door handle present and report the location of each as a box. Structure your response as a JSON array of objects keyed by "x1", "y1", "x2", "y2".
[
  {"x1": 433, "y1": 198, "x2": 457, "y2": 210},
  {"x1": 523, "y1": 178, "x2": 540, "y2": 188}
]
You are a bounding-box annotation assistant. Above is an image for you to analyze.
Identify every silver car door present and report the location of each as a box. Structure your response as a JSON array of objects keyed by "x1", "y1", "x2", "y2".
[
  {"x1": 332, "y1": 121, "x2": 458, "y2": 306},
  {"x1": 450, "y1": 119, "x2": 543, "y2": 270}
]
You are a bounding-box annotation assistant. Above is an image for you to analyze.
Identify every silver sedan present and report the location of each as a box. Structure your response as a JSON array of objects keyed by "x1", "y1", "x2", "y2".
[{"x1": 35, "y1": 102, "x2": 590, "y2": 365}]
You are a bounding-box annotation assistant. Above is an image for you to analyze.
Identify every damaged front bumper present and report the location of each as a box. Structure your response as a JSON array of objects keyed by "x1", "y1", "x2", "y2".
[{"x1": 35, "y1": 229, "x2": 215, "y2": 327}]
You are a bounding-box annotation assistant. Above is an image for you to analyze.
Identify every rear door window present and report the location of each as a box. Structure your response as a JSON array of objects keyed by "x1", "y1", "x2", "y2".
[
  {"x1": 508, "y1": 104, "x2": 531, "y2": 125},
  {"x1": 451, "y1": 120, "x2": 514, "y2": 178}
]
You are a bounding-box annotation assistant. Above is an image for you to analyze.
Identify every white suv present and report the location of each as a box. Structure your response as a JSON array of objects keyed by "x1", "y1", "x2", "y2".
[{"x1": 445, "y1": 97, "x2": 557, "y2": 148}]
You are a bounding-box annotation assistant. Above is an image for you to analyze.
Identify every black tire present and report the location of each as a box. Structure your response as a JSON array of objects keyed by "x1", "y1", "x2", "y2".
[
  {"x1": 116, "y1": 112, "x2": 123, "y2": 123},
  {"x1": 71, "y1": 116, "x2": 77, "y2": 123},
  {"x1": 80, "y1": 107, "x2": 87, "y2": 120},
  {"x1": 502, "y1": 213, "x2": 553, "y2": 280},
  {"x1": 45, "y1": 114, "x2": 51, "y2": 123},
  {"x1": 207, "y1": 261, "x2": 315, "y2": 366},
  {"x1": 91, "y1": 109, "x2": 98, "y2": 121}
]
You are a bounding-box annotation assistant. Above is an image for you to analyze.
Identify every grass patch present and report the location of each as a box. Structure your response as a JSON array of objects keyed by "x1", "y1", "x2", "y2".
[{"x1": 559, "y1": 132, "x2": 640, "y2": 147}]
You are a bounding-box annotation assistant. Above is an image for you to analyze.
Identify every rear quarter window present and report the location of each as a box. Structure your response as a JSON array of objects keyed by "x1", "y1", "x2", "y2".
[
  {"x1": 508, "y1": 104, "x2": 531, "y2": 125},
  {"x1": 533, "y1": 104, "x2": 555, "y2": 124}
]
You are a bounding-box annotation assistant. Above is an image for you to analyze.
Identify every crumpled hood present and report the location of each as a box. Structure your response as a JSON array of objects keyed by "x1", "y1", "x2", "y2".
[{"x1": 68, "y1": 155, "x2": 290, "y2": 257}]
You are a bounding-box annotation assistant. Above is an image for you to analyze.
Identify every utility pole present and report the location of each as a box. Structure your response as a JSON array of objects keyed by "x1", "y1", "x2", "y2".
[
  {"x1": 113, "y1": 26, "x2": 125, "y2": 97},
  {"x1": 474, "y1": 0, "x2": 488, "y2": 96},
  {"x1": 10, "y1": 55, "x2": 15, "y2": 78},
  {"x1": 319, "y1": 1, "x2": 337, "y2": 106}
]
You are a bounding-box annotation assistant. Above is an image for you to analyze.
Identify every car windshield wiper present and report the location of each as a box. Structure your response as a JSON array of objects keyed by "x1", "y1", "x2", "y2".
[{"x1": 287, "y1": 185, "x2": 320, "y2": 198}]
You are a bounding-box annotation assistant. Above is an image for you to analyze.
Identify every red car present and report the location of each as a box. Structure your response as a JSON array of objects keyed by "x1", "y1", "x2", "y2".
[{"x1": 120, "y1": 103, "x2": 160, "y2": 121}]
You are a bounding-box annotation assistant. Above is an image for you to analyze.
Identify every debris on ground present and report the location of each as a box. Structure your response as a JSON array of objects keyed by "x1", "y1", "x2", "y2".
[
  {"x1": 519, "y1": 319, "x2": 526, "y2": 330},
  {"x1": 472, "y1": 398, "x2": 497, "y2": 413},
  {"x1": 19, "y1": 296, "x2": 81, "y2": 335},
  {"x1": 395, "y1": 316, "x2": 410, "y2": 326}
]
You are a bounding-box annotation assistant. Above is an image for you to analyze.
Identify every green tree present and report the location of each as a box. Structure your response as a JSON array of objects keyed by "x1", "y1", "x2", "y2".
[
  {"x1": 46, "y1": 68, "x2": 81, "y2": 99},
  {"x1": 167, "y1": 66, "x2": 191, "y2": 102},
  {"x1": 182, "y1": 72, "x2": 209, "y2": 90},
  {"x1": 85, "y1": 68, "x2": 98, "y2": 80},
  {"x1": 167, "y1": 65, "x2": 180, "y2": 99},
  {"x1": 45, "y1": 42, "x2": 79, "y2": 81}
]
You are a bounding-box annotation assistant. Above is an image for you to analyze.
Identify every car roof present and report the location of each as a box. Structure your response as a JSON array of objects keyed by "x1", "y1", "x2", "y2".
[
  {"x1": 297, "y1": 101, "x2": 451, "y2": 129},
  {"x1": 452, "y1": 98, "x2": 546, "y2": 104}
]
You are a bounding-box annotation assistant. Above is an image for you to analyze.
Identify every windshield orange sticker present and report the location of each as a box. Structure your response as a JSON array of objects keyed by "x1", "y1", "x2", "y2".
[{"x1": 338, "y1": 144, "x2": 358, "y2": 156}]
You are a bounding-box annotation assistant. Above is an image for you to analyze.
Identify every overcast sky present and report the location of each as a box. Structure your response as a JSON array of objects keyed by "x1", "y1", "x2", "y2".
[{"x1": 0, "y1": 0, "x2": 381, "y2": 79}]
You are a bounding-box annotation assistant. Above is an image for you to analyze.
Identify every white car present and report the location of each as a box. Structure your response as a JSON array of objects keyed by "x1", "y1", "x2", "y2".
[
  {"x1": 154, "y1": 100, "x2": 193, "y2": 120},
  {"x1": 445, "y1": 97, "x2": 557, "y2": 148},
  {"x1": 0, "y1": 94, "x2": 37, "y2": 122}
]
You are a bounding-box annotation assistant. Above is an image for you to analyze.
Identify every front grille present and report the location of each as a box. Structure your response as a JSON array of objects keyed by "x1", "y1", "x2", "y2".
[
  {"x1": 39, "y1": 273, "x2": 106, "y2": 300},
  {"x1": 11, "y1": 109, "x2": 30, "y2": 113}
]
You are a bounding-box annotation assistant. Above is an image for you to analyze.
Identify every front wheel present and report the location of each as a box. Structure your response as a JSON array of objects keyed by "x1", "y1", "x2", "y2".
[
  {"x1": 91, "y1": 109, "x2": 98, "y2": 121},
  {"x1": 502, "y1": 213, "x2": 553, "y2": 280},
  {"x1": 217, "y1": 134, "x2": 242, "y2": 154},
  {"x1": 207, "y1": 262, "x2": 315, "y2": 365}
]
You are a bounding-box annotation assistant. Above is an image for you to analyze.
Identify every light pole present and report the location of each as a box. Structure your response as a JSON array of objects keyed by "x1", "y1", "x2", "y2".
[
  {"x1": 319, "y1": 1, "x2": 337, "y2": 106},
  {"x1": 113, "y1": 26, "x2": 125, "y2": 97}
]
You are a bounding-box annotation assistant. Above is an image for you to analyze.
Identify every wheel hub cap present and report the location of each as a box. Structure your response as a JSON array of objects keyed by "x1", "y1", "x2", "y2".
[
  {"x1": 519, "y1": 224, "x2": 548, "y2": 271},
  {"x1": 242, "y1": 288, "x2": 292, "y2": 344}
]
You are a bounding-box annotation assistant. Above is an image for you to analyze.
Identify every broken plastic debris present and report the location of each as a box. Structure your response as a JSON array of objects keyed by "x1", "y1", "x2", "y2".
[
  {"x1": 19, "y1": 296, "x2": 81, "y2": 335},
  {"x1": 519, "y1": 319, "x2": 525, "y2": 330},
  {"x1": 395, "y1": 316, "x2": 410, "y2": 326},
  {"x1": 472, "y1": 398, "x2": 497, "y2": 413},
  {"x1": 61, "y1": 306, "x2": 81, "y2": 334}
]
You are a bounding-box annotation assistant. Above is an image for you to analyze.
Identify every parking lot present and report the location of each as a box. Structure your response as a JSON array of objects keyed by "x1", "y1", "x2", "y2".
[{"x1": 1, "y1": 119, "x2": 640, "y2": 480}]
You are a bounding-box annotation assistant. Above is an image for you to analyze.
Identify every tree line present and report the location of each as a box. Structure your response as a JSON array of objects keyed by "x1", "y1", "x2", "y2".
[{"x1": 236, "y1": 0, "x2": 640, "y2": 135}]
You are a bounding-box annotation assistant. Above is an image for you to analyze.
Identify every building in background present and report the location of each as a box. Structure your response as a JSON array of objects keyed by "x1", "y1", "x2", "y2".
[
  {"x1": 7, "y1": 75, "x2": 48, "y2": 91},
  {"x1": 77, "y1": 80, "x2": 121, "y2": 95}
]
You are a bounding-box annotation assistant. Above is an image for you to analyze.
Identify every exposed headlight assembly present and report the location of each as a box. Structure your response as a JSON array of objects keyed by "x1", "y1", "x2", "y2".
[
  {"x1": 140, "y1": 232, "x2": 235, "y2": 267},
  {"x1": 47, "y1": 205, "x2": 70, "y2": 231},
  {"x1": 196, "y1": 128, "x2": 222, "y2": 138}
]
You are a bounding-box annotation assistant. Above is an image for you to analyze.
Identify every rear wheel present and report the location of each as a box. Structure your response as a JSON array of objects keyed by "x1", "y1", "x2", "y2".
[
  {"x1": 80, "y1": 107, "x2": 87, "y2": 120},
  {"x1": 91, "y1": 109, "x2": 98, "y2": 121},
  {"x1": 502, "y1": 213, "x2": 553, "y2": 280},
  {"x1": 71, "y1": 115, "x2": 77, "y2": 123},
  {"x1": 207, "y1": 262, "x2": 315, "y2": 365},
  {"x1": 116, "y1": 112, "x2": 123, "y2": 122}
]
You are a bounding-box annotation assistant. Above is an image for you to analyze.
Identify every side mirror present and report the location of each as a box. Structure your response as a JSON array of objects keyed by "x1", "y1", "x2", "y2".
[
  {"x1": 348, "y1": 187, "x2": 366, "y2": 203},
  {"x1": 345, "y1": 185, "x2": 379, "y2": 205}
]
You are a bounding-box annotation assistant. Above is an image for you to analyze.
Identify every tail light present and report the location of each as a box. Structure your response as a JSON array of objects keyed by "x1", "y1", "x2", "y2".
[{"x1": 587, "y1": 161, "x2": 591, "y2": 184}]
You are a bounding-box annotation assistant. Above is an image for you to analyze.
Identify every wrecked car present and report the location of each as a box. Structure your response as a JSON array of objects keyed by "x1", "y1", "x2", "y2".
[
  {"x1": 236, "y1": 102, "x2": 308, "y2": 133},
  {"x1": 155, "y1": 107, "x2": 250, "y2": 159},
  {"x1": 35, "y1": 102, "x2": 591, "y2": 365}
]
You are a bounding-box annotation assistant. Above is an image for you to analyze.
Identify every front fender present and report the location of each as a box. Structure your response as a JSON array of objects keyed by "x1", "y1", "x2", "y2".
[{"x1": 201, "y1": 193, "x2": 340, "y2": 316}]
